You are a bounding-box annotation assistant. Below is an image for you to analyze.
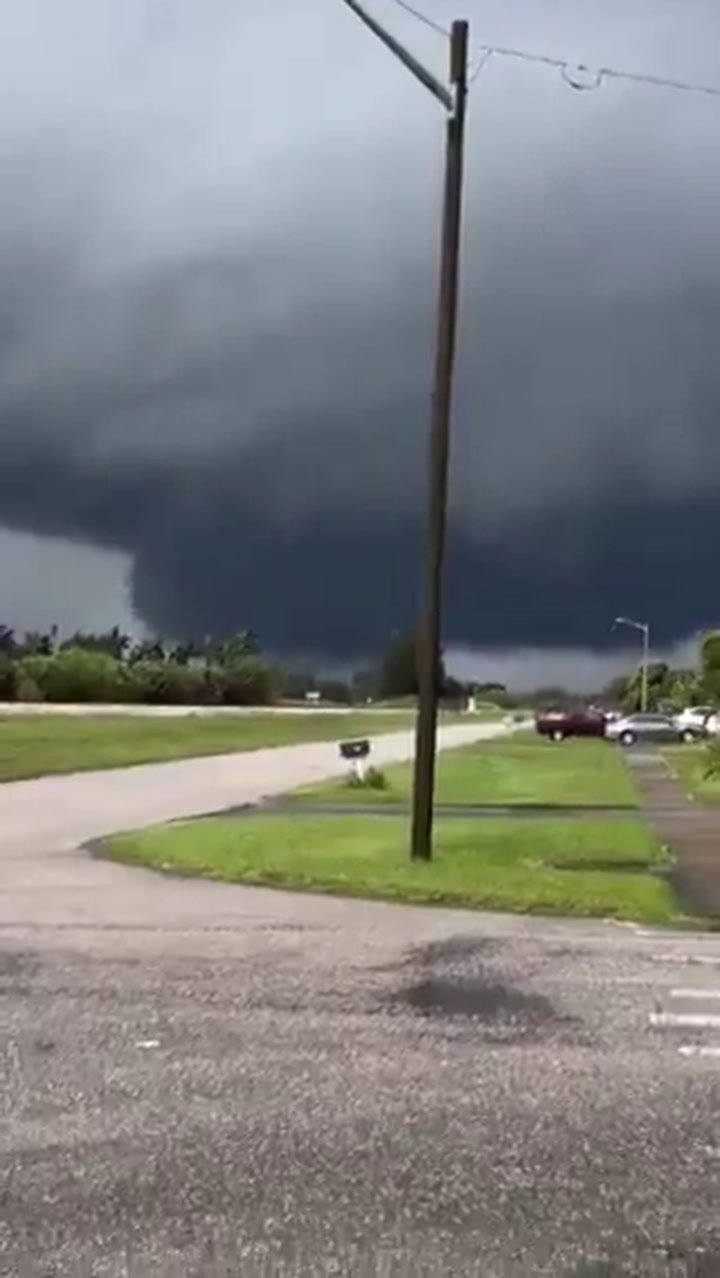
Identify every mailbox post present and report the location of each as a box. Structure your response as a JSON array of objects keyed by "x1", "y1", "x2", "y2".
[{"x1": 339, "y1": 738, "x2": 371, "y2": 783}]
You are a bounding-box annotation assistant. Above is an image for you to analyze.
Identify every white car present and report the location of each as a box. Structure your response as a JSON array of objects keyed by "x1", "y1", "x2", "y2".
[{"x1": 674, "y1": 705, "x2": 714, "y2": 732}]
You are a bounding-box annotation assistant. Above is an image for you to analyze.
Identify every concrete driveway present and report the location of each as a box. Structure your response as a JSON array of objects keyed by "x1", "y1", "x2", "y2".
[
  {"x1": 0, "y1": 721, "x2": 500, "y2": 927},
  {"x1": 2, "y1": 720, "x2": 720, "y2": 1276},
  {"x1": 0, "y1": 720, "x2": 498, "y2": 854}
]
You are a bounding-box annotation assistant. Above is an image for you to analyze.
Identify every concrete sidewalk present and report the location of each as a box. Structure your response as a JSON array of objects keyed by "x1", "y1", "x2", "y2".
[{"x1": 624, "y1": 750, "x2": 720, "y2": 916}]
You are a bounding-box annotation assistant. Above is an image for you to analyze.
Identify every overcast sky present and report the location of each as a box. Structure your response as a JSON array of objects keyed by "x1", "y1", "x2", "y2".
[{"x1": 1, "y1": 0, "x2": 719, "y2": 683}]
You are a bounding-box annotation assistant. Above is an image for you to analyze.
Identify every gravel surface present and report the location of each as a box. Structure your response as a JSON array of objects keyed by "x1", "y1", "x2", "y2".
[{"x1": 2, "y1": 725, "x2": 720, "y2": 1277}]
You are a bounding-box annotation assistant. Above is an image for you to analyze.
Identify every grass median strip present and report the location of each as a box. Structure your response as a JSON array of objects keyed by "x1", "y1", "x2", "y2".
[
  {"x1": 105, "y1": 814, "x2": 689, "y2": 923},
  {"x1": 0, "y1": 711, "x2": 427, "y2": 783},
  {"x1": 292, "y1": 737, "x2": 638, "y2": 809},
  {"x1": 663, "y1": 745, "x2": 720, "y2": 802}
]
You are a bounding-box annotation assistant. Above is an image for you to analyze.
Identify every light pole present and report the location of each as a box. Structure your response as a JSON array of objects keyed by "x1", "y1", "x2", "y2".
[
  {"x1": 613, "y1": 616, "x2": 650, "y2": 712},
  {"x1": 337, "y1": 0, "x2": 470, "y2": 862}
]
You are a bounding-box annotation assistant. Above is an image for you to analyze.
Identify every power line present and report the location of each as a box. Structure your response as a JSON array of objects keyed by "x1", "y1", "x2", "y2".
[
  {"x1": 471, "y1": 40, "x2": 720, "y2": 99},
  {"x1": 600, "y1": 62, "x2": 720, "y2": 99},
  {"x1": 386, "y1": 0, "x2": 449, "y2": 39},
  {"x1": 378, "y1": 3, "x2": 720, "y2": 102}
]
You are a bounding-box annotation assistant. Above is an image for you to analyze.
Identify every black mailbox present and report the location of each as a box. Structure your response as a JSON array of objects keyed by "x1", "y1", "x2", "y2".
[{"x1": 339, "y1": 738, "x2": 371, "y2": 761}]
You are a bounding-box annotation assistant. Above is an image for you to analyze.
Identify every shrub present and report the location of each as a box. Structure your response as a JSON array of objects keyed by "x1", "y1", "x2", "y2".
[
  {"x1": 345, "y1": 766, "x2": 388, "y2": 791},
  {"x1": 216, "y1": 657, "x2": 279, "y2": 706},
  {"x1": 16, "y1": 648, "x2": 129, "y2": 703},
  {"x1": 704, "y1": 738, "x2": 720, "y2": 779},
  {"x1": 2, "y1": 642, "x2": 280, "y2": 707},
  {"x1": 0, "y1": 655, "x2": 16, "y2": 700},
  {"x1": 699, "y1": 630, "x2": 720, "y2": 703},
  {"x1": 126, "y1": 661, "x2": 214, "y2": 706},
  {"x1": 16, "y1": 676, "x2": 42, "y2": 703}
]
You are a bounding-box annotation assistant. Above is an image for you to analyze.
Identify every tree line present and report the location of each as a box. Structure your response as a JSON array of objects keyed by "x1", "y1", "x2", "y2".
[
  {"x1": 0, "y1": 626, "x2": 276, "y2": 705},
  {"x1": 596, "y1": 632, "x2": 720, "y2": 714},
  {"x1": 0, "y1": 627, "x2": 515, "y2": 709},
  {"x1": 16, "y1": 620, "x2": 713, "y2": 712}
]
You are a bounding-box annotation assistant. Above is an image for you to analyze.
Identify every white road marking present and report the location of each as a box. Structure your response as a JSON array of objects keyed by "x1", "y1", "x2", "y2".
[
  {"x1": 651, "y1": 954, "x2": 720, "y2": 966},
  {"x1": 670, "y1": 988, "x2": 720, "y2": 1000},
  {"x1": 650, "y1": 1012, "x2": 720, "y2": 1029},
  {"x1": 678, "y1": 1045, "x2": 720, "y2": 1058}
]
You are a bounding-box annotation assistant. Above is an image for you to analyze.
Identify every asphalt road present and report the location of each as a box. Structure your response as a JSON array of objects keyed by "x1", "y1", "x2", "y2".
[{"x1": 2, "y1": 724, "x2": 720, "y2": 1277}]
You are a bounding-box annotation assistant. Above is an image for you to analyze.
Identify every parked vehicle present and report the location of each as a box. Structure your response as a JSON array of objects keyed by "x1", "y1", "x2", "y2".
[
  {"x1": 535, "y1": 708, "x2": 607, "y2": 742},
  {"x1": 674, "y1": 705, "x2": 714, "y2": 733},
  {"x1": 605, "y1": 712, "x2": 703, "y2": 747}
]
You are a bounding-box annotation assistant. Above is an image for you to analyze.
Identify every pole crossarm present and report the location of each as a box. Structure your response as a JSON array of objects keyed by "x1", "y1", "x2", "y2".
[{"x1": 338, "y1": 0, "x2": 454, "y2": 110}]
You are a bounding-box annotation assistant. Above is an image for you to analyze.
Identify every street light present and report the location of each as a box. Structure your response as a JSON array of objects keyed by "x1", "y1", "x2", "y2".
[
  {"x1": 613, "y1": 616, "x2": 650, "y2": 713},
  {"x1": 337, "y1": 0, "x2": 470, "y2": 862}
]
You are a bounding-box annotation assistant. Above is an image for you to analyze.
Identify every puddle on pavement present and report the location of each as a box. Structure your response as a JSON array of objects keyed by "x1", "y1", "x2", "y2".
[
  {"x1": 378, "y1": 932, "x2": 584, "y2": 1041},
  {"x1": 395, "y1": 977, "x2": 553, "y2": 1021},
  {"x1": 385, "y1": 934, "x2": 560, "y2": 1026}
]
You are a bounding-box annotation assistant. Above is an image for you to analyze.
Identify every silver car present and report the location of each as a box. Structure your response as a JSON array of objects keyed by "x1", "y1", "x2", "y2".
[{"x1": 606, "y1": 712, "x2": 700, "y2": 747}]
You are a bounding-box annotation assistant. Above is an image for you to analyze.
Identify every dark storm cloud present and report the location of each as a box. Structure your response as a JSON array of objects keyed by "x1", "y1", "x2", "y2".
[{"x1": 2, "y1": 0, "x2": 720, "y2": 656}]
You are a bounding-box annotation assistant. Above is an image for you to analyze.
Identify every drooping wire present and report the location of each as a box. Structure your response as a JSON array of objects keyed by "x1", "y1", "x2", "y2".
[
  {"x1": 468, "y1": 47, "x2": 493, "y2": 86},
  {"x1": 472, "y1": 40, "x2": 720, "y2": 99}
]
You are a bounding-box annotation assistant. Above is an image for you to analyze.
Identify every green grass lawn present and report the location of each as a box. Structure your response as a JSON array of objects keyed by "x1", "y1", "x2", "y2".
[
  {"x1": 0, "y1": 711, "x2": 426, "y2": 783},
  {"x1": 105, "y1": 813, "x2": 688, "y2": 923},
  {"x1": 663, "y1": 744, "x2": 720, "y2": 802},
  {"x1": 292, "y1": 737, "x2": 638, "y2": 809}
]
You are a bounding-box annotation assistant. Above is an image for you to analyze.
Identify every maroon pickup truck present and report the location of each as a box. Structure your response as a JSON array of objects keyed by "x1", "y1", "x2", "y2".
[{"x1": 535, "y1": 708, "x2": 607, "y2": 741}]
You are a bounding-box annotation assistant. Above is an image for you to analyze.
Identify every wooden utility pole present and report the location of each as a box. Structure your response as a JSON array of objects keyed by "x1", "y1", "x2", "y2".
[
  {"x1": 411, "y1": 21, "x2": 469, "y2": 861},
  {"x1": 337, "y1": 2, "x2": 470, "y2": 863}
]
